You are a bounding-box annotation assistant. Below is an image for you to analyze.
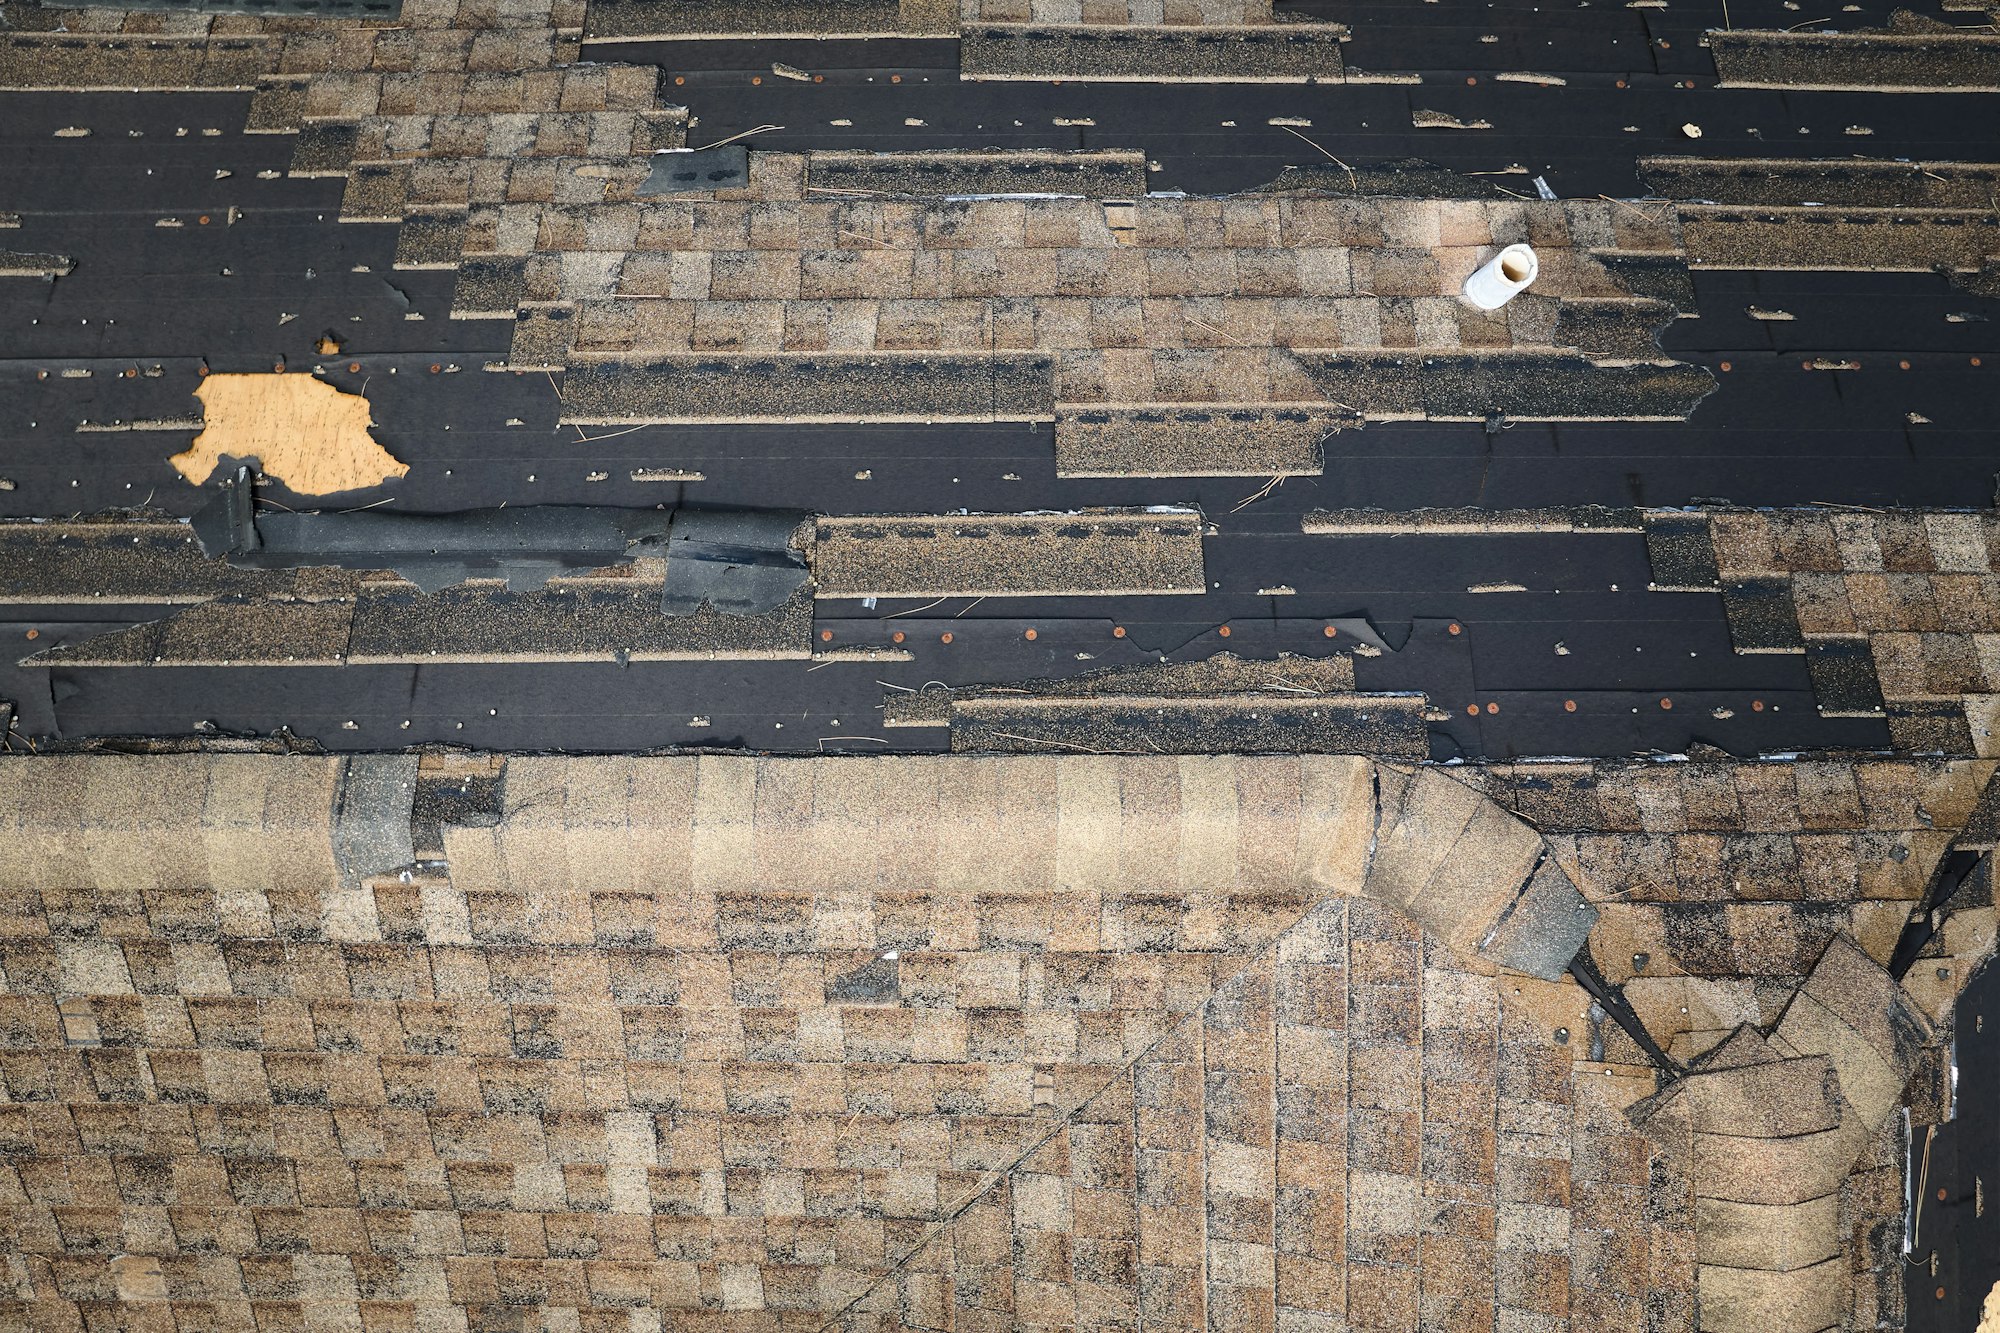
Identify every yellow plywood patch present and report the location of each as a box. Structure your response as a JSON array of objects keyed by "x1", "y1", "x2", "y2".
[{"x1": 173, "y1": 373, "x2": 407, "y2": 496}]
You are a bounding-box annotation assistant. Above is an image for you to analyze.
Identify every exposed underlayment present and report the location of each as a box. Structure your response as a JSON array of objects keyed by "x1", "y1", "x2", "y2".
[{"x1": 173, "y1": 373, "x2": 409, "y2": 496}]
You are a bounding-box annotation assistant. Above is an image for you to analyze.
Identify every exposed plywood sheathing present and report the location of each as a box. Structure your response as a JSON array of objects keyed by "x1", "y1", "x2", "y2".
[{"x1": 173, "y1": 373, "x2": 408, "y2": 496}]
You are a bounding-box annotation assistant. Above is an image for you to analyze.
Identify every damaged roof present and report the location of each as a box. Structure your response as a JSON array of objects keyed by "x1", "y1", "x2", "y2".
[{"x1": 2, "y1": 0, "x2": 1998, "y2": 1330}]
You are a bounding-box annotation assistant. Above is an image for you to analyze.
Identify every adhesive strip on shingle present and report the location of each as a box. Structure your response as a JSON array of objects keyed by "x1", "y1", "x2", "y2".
[
  {"x1": 24, "y1": 600, "x2": 357, "y2": 667},
  {"x1": 1680, "y1": 206, "x2": 2000, "y2": 271},
  {"x1": 1297, "y1": 352, "x2": 1716, "y2": 422},
  {"x1": 0, "y1": 35, "x2": 279, "y2": 90},
  {"x1": 1304, "y1": 506, "x2": 1641, "y2": 535}
]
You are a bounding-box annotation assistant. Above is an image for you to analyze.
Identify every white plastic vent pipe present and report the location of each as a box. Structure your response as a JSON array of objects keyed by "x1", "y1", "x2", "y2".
[{"x1": 1462, "y1": 243, "x2": 1539, "y2": 310}]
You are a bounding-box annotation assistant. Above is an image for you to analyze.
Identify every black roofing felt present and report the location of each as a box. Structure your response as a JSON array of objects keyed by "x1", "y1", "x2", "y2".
[
  {"x1": 1907, "y1": 947, "x2": 2000, "y2": 1333},
  {"x1": 2, "y1": 5, "x2": 1998, "y2": 757}
]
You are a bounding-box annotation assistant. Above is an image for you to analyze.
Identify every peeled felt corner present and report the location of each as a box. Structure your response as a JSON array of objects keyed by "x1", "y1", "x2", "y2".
[{"x1": 173, "y1": 373, "x2": 407, "y2": 497}]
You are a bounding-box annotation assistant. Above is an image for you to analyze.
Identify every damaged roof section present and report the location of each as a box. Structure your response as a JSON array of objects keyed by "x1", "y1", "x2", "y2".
[
  {"x1": 493, "y1": 157, "x2": 1707, "y2": 459},
  {"x1": 1633, "y1": 508, "x2": 2000, "y2": 752}
]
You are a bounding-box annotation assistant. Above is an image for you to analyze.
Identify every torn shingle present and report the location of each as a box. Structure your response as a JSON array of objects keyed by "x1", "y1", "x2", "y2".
[
  {"x1": 813, "y1": 510, "x2": 1206, "y2": 598},
  {"x1": 1642, "y1": 156, "x2": 2000, "y2": 209},
  {"x1": 1296, "y1": 351, "x2": 1714, "y2": 422},
  {"x1": 1710, "y1": 28, "x2": 2000, "y2": 92},
  {"x1": 949, "y1": 692, "x2": 1429, "y2": 757},
  {"x1": 559, "y1": 353, "x2": 1059, "y2": 423},
  {"x1": 960, "y1": 22, "x2": 1348, "y2": 82},
  {"x1": 583, "y1": 0, "x2": 904, "y2": 40},
  {"x1": 1681, "y1": 206, "x2": 2000, "y2": 272},
  {"x1": 806, "y1": 149, "x2": 1149, "y2": 199},
  {"x1": 1055, "y1": 404, "x2": 1349, "y2": 477}
]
